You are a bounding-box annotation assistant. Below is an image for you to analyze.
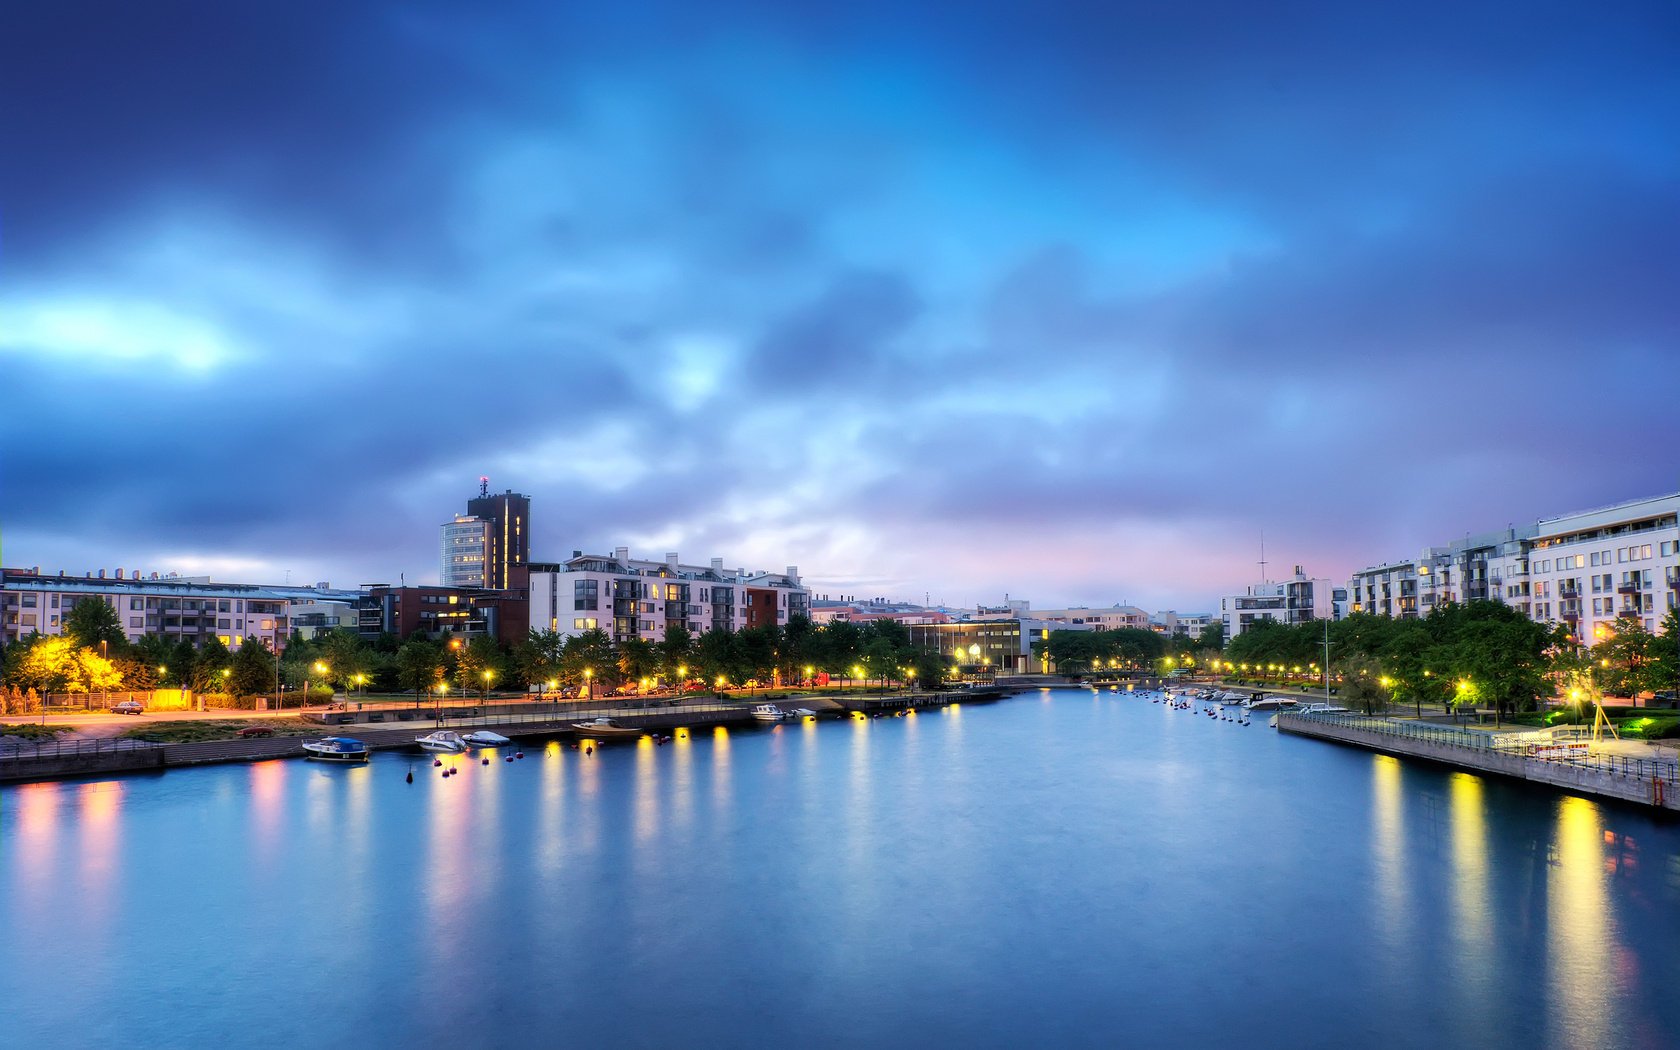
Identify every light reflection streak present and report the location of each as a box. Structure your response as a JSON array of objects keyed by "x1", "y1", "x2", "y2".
[
  {"x1": 10, "y1": 783, "x2": 63, "y2": 898},
  {"x1": 1548, "y1": 796, "x2": 1615, "y2": 1046},
  {"x1": 424, "y1": 753, "x2": 473, "y2": 942},
  {"x1": 711, "y1": 726, "x2": 732, "y2": 813},
  {"x1": 670, "y1": 729, "x2": 695, "y2": 837},
  {"x1": 536, "y1": 741, "x2": 565, "y2": 875},
  {"x1": 633, "y1": 736, "x2": 660, "y2": 845},
  {"x1": 1447, "y1": 774, "x2": 1491, "y2": 1005},
  {"x1": 1371, "y1": 756, "x2": 1408, "y2": 953}
]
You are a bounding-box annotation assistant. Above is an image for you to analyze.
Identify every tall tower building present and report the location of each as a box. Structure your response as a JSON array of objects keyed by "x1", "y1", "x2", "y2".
[{"x1": 465, "y1": 477, "x2": 531, "y2": 590}]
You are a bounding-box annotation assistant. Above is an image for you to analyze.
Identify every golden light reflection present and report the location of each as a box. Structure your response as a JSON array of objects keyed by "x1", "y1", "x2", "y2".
[
  {"x1": 249, "y1": 760, "x2": 287, "y2": 879},
  {"x1": 76, "y1": 781, "x2": 124, "y2": 907},
  {"x1": 711, "y1": 726, "x2": 732, "y2": 812},
  {"x1": 1371, "y1": 756, "x2": 1408, "y2": 952},
  {"x1": 1447, "y1": 774, "x2": 1491, "y2": 1001},
  {"x1": 536, "y1": 740, "x2": 565, "y2": 875},
  {"x1": 425, "y1": 752, "x2": 473, "y2": 933},
  {"x1": 670, "y1": 723, "x2": 695, "y2": 835},
  {"x1": 633, "y1": 735, "x2": 660, "y2": 844},
  {"x1": 1548, "y1": 796, "x2": 1615, "y2": 1046}
]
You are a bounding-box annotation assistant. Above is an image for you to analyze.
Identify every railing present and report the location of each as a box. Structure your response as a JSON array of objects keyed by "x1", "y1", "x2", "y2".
[
  {"x1": 0, "y1": 736, "x2": 164, "y2": 761},
  {"x1": 1282, "y1": 711, "x2": 1680, "y2": 785}
]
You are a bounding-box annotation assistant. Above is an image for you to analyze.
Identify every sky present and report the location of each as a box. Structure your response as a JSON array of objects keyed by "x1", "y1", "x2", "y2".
[{"x1": 4, "y1": 1, "x2": 1679, "y2": 612}]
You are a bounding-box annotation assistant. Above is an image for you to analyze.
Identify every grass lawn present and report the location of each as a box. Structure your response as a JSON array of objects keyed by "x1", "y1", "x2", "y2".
[
  {"x1": 0, "y1": 723, "x2": 73, "y2": 741},
  {"x1": 120, "y1": 718, "x2": 323, "y2": 743}
]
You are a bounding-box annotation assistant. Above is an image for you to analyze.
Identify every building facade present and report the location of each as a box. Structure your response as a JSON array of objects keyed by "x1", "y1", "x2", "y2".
[
  {"x1": 1219, "y1": 567, "x2": 1342, "y2": 641},
  {"x1": 466, "y1": 486, "x2": 530, "y2": 590},
  {"x1": 527, "y1": 548, "x2": 811, "y2": 643},
  {"x1": 1346, "y1": 493, "x2": 1680, "y2": 641},
  {"x1": 0, "y1": 567, "x2": 359, "y2": 652},
  {"x1": 907, "y1": 617, "x2": 1083, "y2": 675},
  {"x1": 440, "y1": 515, "x2": 491, "y2": 588}
]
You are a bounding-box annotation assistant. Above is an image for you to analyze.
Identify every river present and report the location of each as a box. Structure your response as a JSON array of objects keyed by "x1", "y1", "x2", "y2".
[{"x1": 3, "y1": 687, "x2": 1678, "y2": 1048}]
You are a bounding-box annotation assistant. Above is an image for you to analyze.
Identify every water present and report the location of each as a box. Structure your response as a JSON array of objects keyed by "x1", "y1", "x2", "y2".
[{"x1": 5, "y1": 688, "x2": 1680, "y2": 1049}]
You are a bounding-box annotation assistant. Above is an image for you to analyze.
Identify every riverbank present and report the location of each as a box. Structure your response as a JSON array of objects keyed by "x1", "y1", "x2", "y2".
[
  {"x1": 1277, "y1": 710, "x2": 1680, "y2": 813},
  {"x1": 0, "y1": 687, "x2": 1010, "y2": 784}
]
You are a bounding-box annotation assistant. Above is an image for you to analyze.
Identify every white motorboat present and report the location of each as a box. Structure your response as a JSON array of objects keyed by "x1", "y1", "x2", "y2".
[
  {"x1": 416, "y1": 730, "x2": 470, "y2": 753},
  {"x1": 790, "y1": 708, "x2": 817, "y2": 718},
  {"x1": 1296, "y1": 702, "x2": 1350, "y2": 715},
  {"x1": 571, "y1": 717, "x2": 642, "y2": 738},
  {"x1": 1242, "y1": 696, "x2": 1298, "y2": 712},
  {"x1": 750, "y1": 704, "x2": 784, "y2": 723},
  {"x1": 463, "y1": 730, "x2": 511, "y2": 747},
  {"x1": 302, "y1": 737, "x2": 369, "y2": 762}
]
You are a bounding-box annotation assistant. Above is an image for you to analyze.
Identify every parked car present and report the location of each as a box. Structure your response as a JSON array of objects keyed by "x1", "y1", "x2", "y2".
[
  {"x1": 111, "y1": 700, "x2": 145, "y2": 715},
  {"x1": 236, "y1": 725, "x2": 275, "y2": 738}
]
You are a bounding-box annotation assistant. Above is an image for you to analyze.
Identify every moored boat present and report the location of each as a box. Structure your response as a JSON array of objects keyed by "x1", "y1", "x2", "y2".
[
  {"x1": 416, "y1": 730, "x2": 470, "y2": 753},
  {"x1": 303, "y1": 736, "x2": 370, "y2": 762},
  {"x1": 571, "y1": 717, "x2": 643, "y2": 738},
  {"x1": 1242, "y1": 696, "x2": 1298, "y2": 712},
  {"x1": 750, "y1": 704, "x2": 784, "y2": 723},
  {"x1": 463, "y1": 730, "x2": 511, "y2": 747}
]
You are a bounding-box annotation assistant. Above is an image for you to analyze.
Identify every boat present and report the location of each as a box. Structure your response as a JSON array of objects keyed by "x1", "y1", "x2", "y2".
[
  {"x1": 571, "y1": 717, "x2": 643, "y2": 738},
  {"x1": 750, "y1": 704, "x2": 785, "y2": 723},
  {"x1": 416, "y1": 730, "x2": 470, "y2": 753},
  {"x1": 463, "y1": 730, "x2": 512, "y2": 747},
  {"x1": 302, "y1": 737, "x2": 370, "y2": 762},
  {"x1": 1242, "y1": 696, "x2": 1298, "y2": 712},
  {"x1": 1296, "y1": 702, "x2": 1350, "y2": 715},
  {"x1": 790, "y1": 707, "x2": 817, "y2": 718}
]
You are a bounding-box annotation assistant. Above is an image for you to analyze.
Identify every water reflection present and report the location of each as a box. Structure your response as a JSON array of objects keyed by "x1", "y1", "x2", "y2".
[
  {"x1": 711, "y1": 726, "x2": 733, "y2": 813},
  {"x1": 1447, "y1": 774, "x2": 1492, "y2": 1012},
  {"x1": 536, "y1": 740, "x2": 565, "y2": 876},
  {"x1": 1548, "y1": 796, "x2": 1615, "y2": 1048},
  {"x1": 10, "y1": 783, "x2": 63, "y2": 899},
  {"x1": 633, "y1": 736, "x2": 660, "y2": 845},
  {"x1": 1371, "y1": 756, "x2": 1409, "y2": 957}
]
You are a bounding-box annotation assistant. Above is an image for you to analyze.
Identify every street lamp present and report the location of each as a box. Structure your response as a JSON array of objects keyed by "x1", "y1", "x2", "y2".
[
  {"x1": 309, "y1": 661, "x2": 329, "y2": 708},
  {"x1": 482, "y1": 668, "x2": 494, "y2": 702},
  {"x1": 584, "y1": 667, "x2": 593, "y2": 699},
  {"x1": 677, "y1": 665, "x2": 688, "y2": 695}
]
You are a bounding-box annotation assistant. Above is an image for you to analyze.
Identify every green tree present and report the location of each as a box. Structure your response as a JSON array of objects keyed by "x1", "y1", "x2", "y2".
[
  {"x1": 562, "y1": 628, "x2": 618, "y2": 693},
  {"x1": 693, "y1": 629, "x2": 740, "y2": 688},
  {"x1": 320, "y1": 628, "x2": 372, "y2": 691},
  {"x1": 618, "y1": 637, "x2": 661, "y2": 687},
  {"x1": 516, "y1": 629, "x2": 565, "y2": 696},
  {"x1": 455, "y1": 635, "x2": 506, "y2": 696},
  {"x1": 63, "y1": 597, "x2": 127, "y2": 652},
  {"x1": 1337, "y1": 653, "x2": 1389, "y2": 715},
  {"x1": 396, "y1": 639, "x2": 445, "y2": 703},
  {"x1": 735, "y1": 626, "x2": 779, "y2": 687},
  {"x1": 659, "y1": 624, "x2": 695, "y2": 680},
  {"x1": 862, "y1": 637, "x2": 899, "y2": 688},
  {"x1": 192, "y1": 636, "x2": 233, "y2": 692},
  {"x1": 229, "y1": 638, "x2": 279, "y2": 697}
]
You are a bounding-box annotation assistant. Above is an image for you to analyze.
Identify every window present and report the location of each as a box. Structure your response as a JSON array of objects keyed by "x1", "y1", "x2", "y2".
[
  {"x1": 572, "y1": 617, "x2": 598, "y2": 630},
  {"x1": 574, "y1": 579, "x2": 599, "y2": 610},
  {"x1": 50, "y1": 595, "x2": 59, "y2": 608},
  {"x1": 20, "y1": 614, "x2": 35, "y2": 627},
  {"x1": 218, "y1": 618, "x2": 231, "y2": 629},
  {"x1": 21, "y1": 594, "x2": 36, "y2": 607},
  {"x1": 130, "y1": 616, "x2": 143, "y2": 628},
  {"x1": 1642, "y1": 544, "x2": 1653, "y2": 559},
  {"x1": 131, "y1": 597, "x2": 143, "y2": 610}
]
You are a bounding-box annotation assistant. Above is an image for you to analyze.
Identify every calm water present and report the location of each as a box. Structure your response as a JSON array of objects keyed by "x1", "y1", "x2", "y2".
[{"x1": 5, "y1": 688, "x2": 1680, "y2": 1049}]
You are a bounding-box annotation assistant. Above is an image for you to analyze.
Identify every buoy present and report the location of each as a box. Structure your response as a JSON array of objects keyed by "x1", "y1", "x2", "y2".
[
  {"x1": 483, "y1": 757, "x2": 490, "y2": 765},
  {"x1": 516, "y1": 752, "x2": 524, "y2": 759},
  {"x1": 433, "y1": 758, "x2": 443, "y2": 767},
  {"x1": 586, "y1": 746, "x2": 593, "y2": 756},
  {"x1": 505, "y1": 756, "x2": 513, "y2": 762},
  {"x1": 406, "y1": 770, "x2": 413, "y2": 783},
  {"x1": 441, "y1": 771, "x2": 448, "y2": 779}
]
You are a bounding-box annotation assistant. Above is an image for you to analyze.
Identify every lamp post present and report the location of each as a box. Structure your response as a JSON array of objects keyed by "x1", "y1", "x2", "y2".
[
  {"x1": 482, "y1": 669, "x2": 493, "y2": 704},
  {"x1": 584, "y1": 667, "x2": 593, "y2": 700},
  {"x1": 677, "y1": 665, "x2": 688, "y2": 696}
]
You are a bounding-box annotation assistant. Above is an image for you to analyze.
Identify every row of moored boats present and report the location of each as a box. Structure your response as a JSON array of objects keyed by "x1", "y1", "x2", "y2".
[{"x1": 1164, "y1": 686, "x2": 1348, "y2": 715}]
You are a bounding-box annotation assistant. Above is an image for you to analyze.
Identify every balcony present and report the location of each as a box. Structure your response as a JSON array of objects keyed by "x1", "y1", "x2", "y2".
[{"x1": 1618, "y1": 582, "x2": 1641, "y2": 595}]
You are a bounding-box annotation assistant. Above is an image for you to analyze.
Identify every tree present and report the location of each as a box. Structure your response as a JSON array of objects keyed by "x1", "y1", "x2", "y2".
[
  {"x1": 693, "y1": 629, "x2": 740, "y2": 687},
  {"x1": 63, "y1": 597, "x2": 127, "y2": 652},
  {"x1": 396, "y1": 639, "x2": 445, "y2": 703},
  {"x1": 1337, "y1": 654, "x2": 1389, "y2": 715},
  {"x1": 562, "y1": 628, "x2": 618, "y2": 693},
  {"x1": 618, "y1": 637, "x2": 661, "y2": 687},
  {"x1": 1198, "y1": 621, "x2": 1226, "y2": 651},
  {"x1": 228, "y1": 638, "x2": 279, "y2": 697},
  {"x1": 516, "y1": 629, "x2": 565, "y2": 696},
  {"x1": 16, "y1": 637, "x2": 122, "y2": 697},
  {"x1": 912, "y1": 651, "x2": 947, "y2": 689},
  {"x1": 778, "y1": 615, "x2": 814, "y2": 682},
  {"x1": 862, "y1": 637, "x2": 898, "y2": 688},
  {"x1": 659, "y1": 624, "x2": 695, "y2": 681},
  {"x1": 813, "y1": 621, "x2": 863, "y2": 678},
  {"x1": 320, "y1": 629, "x2": 372, "y2": 691},
  {"x1": 735, "y1": 626, "x2": 779, "y2": 687},
  {"x1": 455, "y1": 635, "x2": 506, "y2": 696},
  {"x1": 192, "y1": 636, "x2": 233, "y2": 692}
]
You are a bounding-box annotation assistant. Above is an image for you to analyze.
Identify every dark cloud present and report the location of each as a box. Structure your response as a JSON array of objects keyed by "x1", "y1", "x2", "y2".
[{"x1": 3, "y1": 1, "x2": 1678, "y2": 607}]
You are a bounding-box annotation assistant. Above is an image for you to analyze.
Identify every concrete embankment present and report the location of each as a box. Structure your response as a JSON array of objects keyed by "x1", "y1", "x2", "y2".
[{"x1": 1276, "y1": 711, "x2": 1680, "y2": 812}]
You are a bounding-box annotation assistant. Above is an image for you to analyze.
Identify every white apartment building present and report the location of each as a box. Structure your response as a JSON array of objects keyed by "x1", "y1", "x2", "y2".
[
  {"x1": 527, "y1": 548, "x2": 812, "y2": 643},
  {"x1": 440, "y1": 515, "x2": 490, "y2": 588},
  {"x1": 1524, "y1": 493, "x2": 1680, "y2": 640},
  {"x1": 0, "y1": 567, "x2": 361, "y2": 651},
  {"x1": 1154, "y1": 611, "x2": 1217, "y2": 640},
  {"x1": 1349, "y1": 526, "x2": 1536, "y2": 621},
  {"x1": 1220, "y1": 567, "x2": 1342, "y2": 641}
]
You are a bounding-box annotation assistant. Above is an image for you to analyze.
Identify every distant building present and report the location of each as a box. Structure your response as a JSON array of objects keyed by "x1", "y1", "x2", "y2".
[
  {"x1": 440, "y1": 515, "x2": 491, "y2": 588},
  {"x1": 908, "y1": 617, "x2": 1089, "y2": 675},
  {"x1": 527, "y1": 548, "x2": 810, "y2": 643},
  {"x1": 994, "y1": 606, "x2": 1150, "y2": 631},
  {"x1": 356, "y1": 572, "x2": 530, "y2": 648},
  {"x1": 439, "y1": 479, "x2": 530, "y2": 590},
  {"x1": 1153, "y1": 611, "x2": 1217, "y2": 641},
  {"x1": 0, "y1": 566, "x2": 359, "y2": 652},
  {"x1": 1219, "y1": 566, "x2": 1341, "y2": 641}
]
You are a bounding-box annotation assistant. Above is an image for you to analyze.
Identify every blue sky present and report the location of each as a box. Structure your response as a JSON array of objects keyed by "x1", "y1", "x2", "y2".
[{"x1": 4, "y1": 1, "x2": 1678, "y2": 610}]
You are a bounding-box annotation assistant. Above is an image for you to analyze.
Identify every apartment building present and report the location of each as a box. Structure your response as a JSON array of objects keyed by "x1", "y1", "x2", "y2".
[
  {"x1": 527, "y1": 548, "x2": 810, "y2": 643},
  {"x1": 1347, "y1": 494, "x2": 1680, "y2": 639},
  {"x1": 1219, "y1": 567, "x2": 1343, "y2": 641},
  {"x1": 439, "y1": 481, "x2": 531, "y2": 590},
  {"x1": 440, "y1": 515, "x2": 491, "y2": 588},
  {"x1": 908, "y1": 618, "x2": 1081, "y2": 675},
  {"x1": 0, "y1": 567, "x2": 359, "y2": 651},
  {"x1": 1525, "y1": 493, "x2": 1680, "y2": 640},
  {"x1": 1153, "y1": 611, "x2": 1218, "y2": 640}
]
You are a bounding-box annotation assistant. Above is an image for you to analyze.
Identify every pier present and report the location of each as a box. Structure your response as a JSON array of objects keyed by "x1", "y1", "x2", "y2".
[{"x1": 1277, "y1": 710, "x2": 1680, "y2": 812}]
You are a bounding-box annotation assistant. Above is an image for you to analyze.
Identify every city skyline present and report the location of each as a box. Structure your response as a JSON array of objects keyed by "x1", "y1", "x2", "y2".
[{"x1": 5, "y1": 2, "x2": 1679, "y2": 610}]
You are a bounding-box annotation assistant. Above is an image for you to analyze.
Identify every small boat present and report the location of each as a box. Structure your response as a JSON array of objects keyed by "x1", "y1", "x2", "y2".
[
  {"x1": 463, "y1": 730, "x2": 511, "y2": 747},
  {"x1": 750, "y1": 704, "x2": 784, "y2": 723},
  {"x1": 1296, "y1": 702, "x2": 1350, "y2": 715},
  {"x1": 1242, "y1": 696, "x2": 1298, "y2": 712},
  {"x1": 571, "y1": 717, "x2": 643, "y2": 738},
  {"x1": 790, "y1": 708, "x2": 818, "y2": 718},
  {"x1": 303, "y1": 737, "x2": 370, "y2": 762},
  {"x1": 416, "y1": 731, "x2": 470, "y2": 753}
]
